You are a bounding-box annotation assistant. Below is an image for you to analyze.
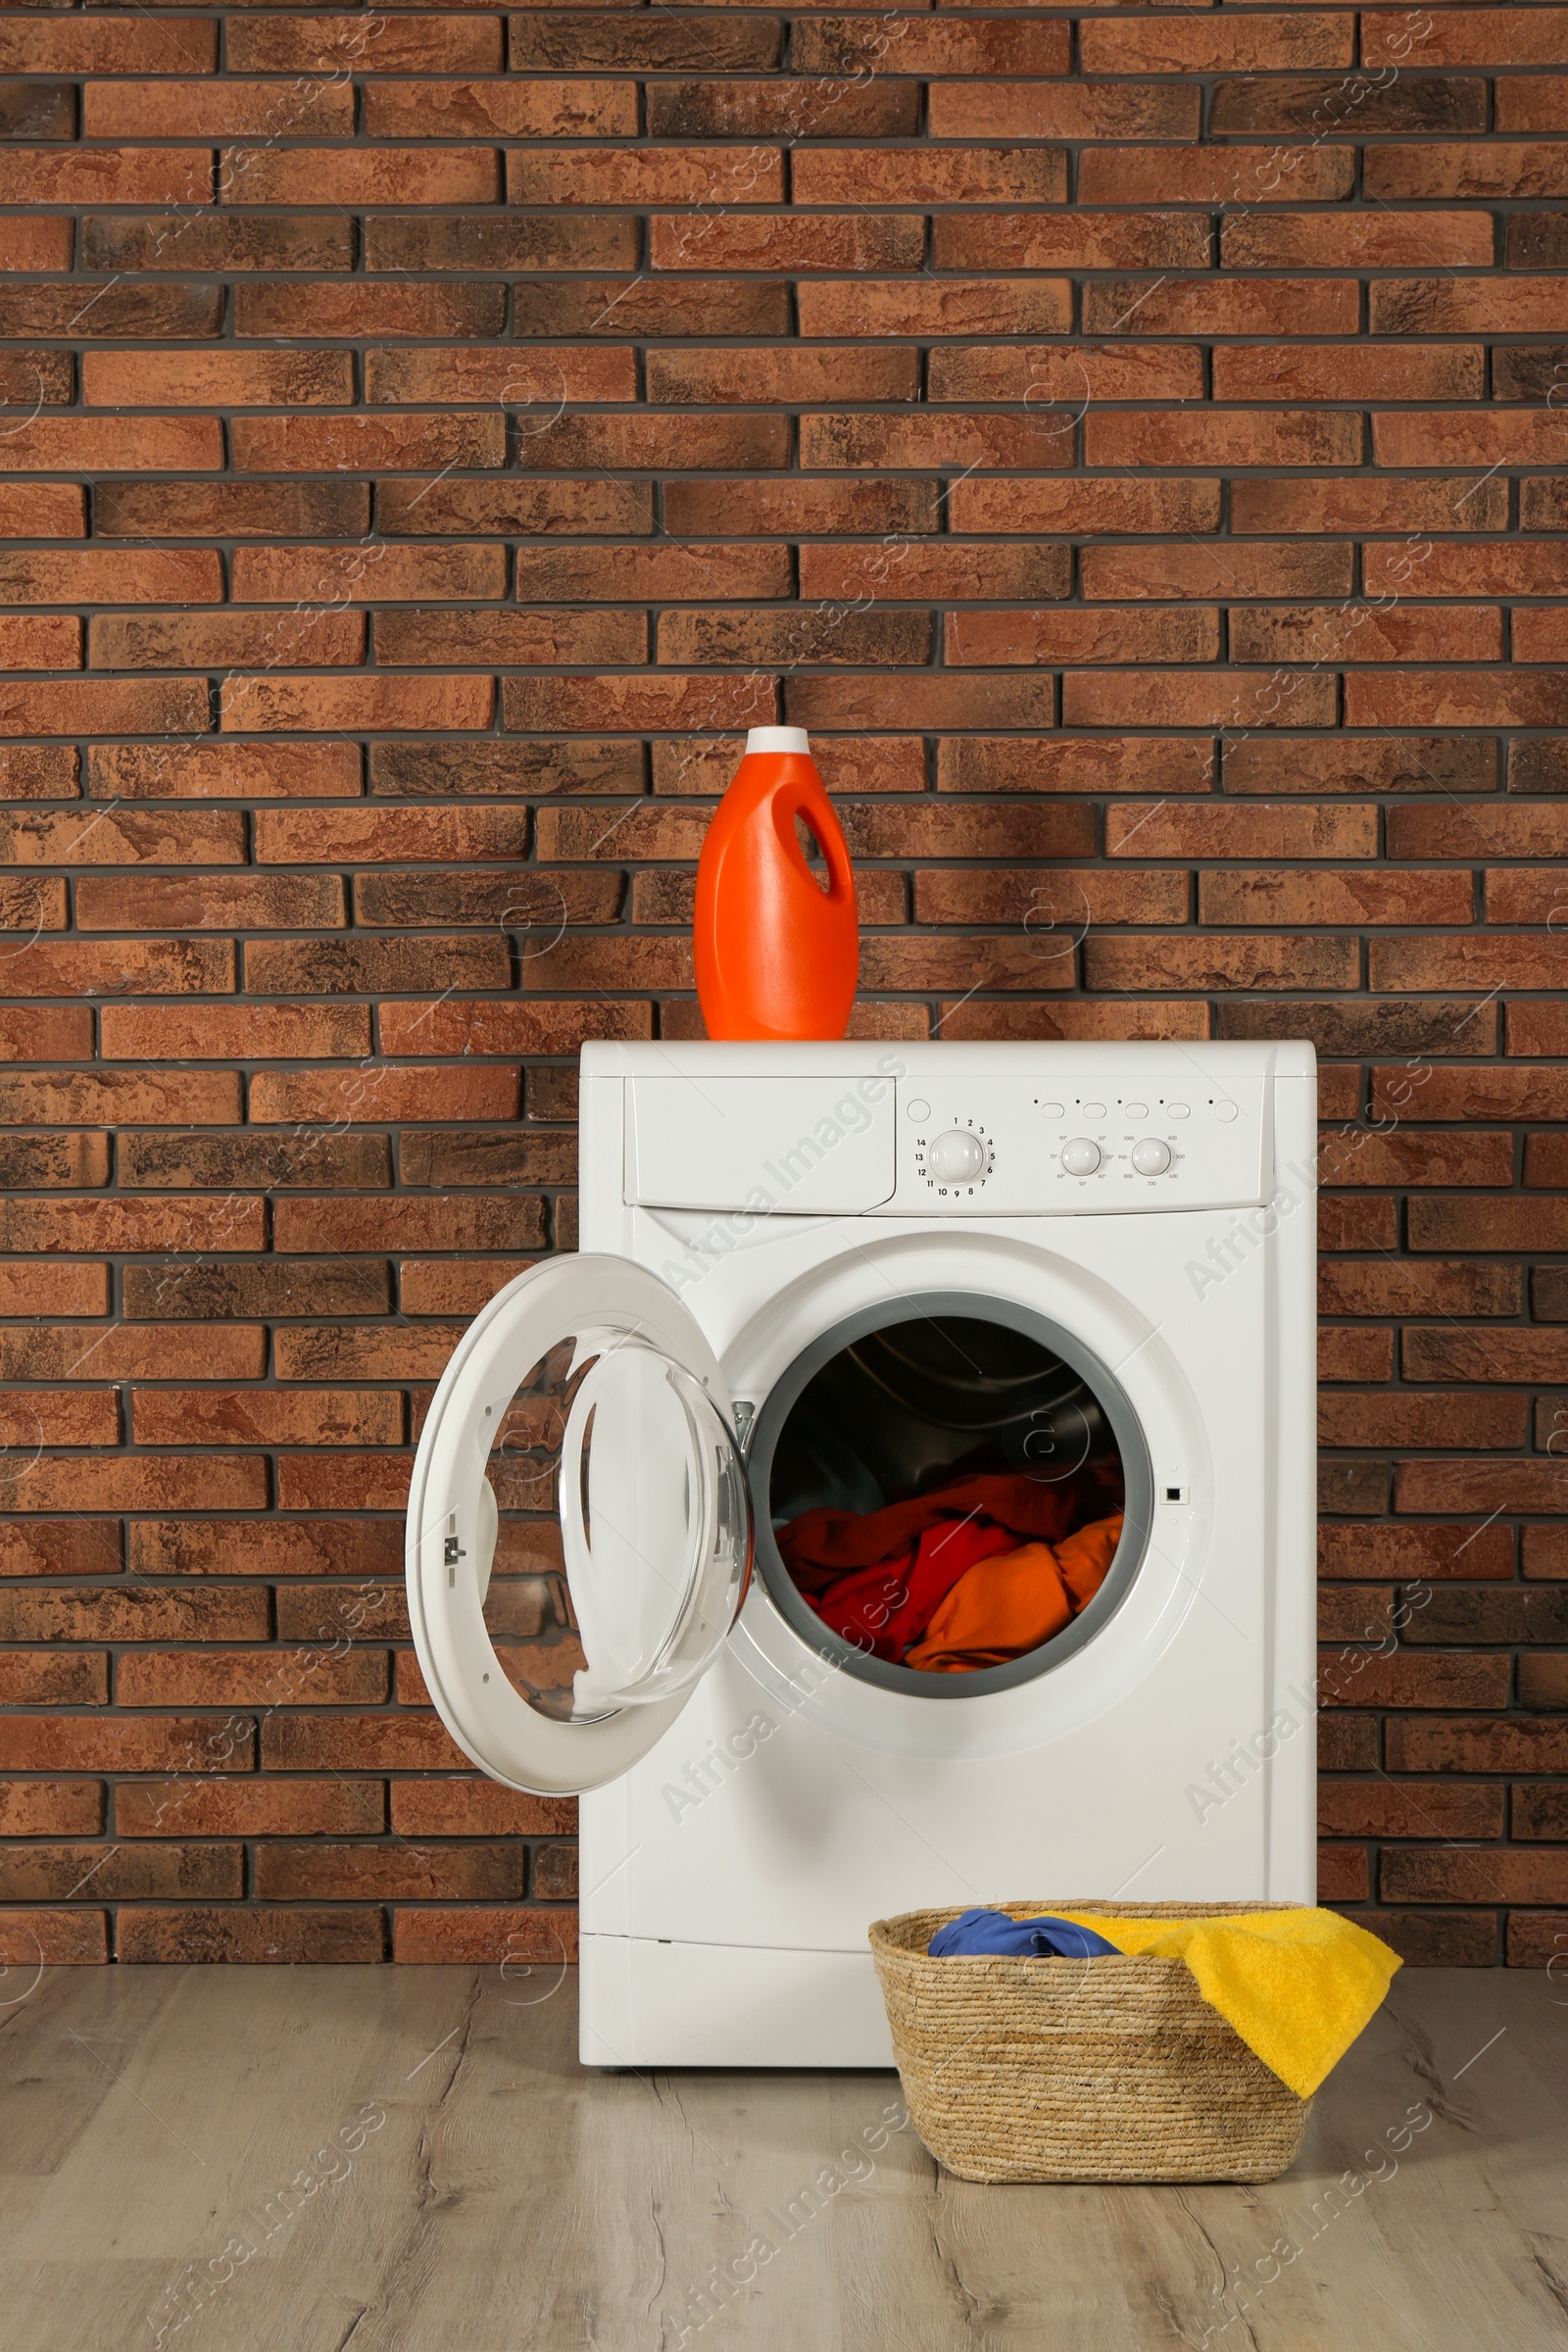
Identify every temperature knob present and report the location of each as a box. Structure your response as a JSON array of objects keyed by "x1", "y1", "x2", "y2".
[
  {"x1": 1131, "y1": 1138, "x2": 1173, "y2": 1176},
  {"x1": 927, "y1": 1128, "x2": 986, "y2": 1184},
  {"x1": 1060, "y1": 1138, "x2": 1102, "y2": 1177}
]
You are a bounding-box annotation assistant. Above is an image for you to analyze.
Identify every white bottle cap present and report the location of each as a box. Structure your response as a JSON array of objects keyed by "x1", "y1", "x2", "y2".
[{"x1": 744, "y1": 726, "x2": 809, "y2": 756}]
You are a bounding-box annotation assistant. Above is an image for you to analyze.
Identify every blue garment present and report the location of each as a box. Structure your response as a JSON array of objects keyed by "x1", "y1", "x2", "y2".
[{"x1": 928, "y1": 1908, "x2": 1122, "y2": 1960}]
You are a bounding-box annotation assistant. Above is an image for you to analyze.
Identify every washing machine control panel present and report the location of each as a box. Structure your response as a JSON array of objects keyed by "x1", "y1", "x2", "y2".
[{"x1": 895, "y1": 1079, "x2": 1270, "y2": 1213}]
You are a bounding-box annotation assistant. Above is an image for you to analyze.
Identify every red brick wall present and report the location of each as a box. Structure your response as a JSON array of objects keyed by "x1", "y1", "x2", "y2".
[{"x1": 0, "y1": 1, "x2": 1564, "y2": 1972}]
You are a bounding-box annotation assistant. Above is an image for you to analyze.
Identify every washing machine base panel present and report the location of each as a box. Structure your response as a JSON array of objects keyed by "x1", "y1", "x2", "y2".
[{"x1": 579, "y1": 1934, "x2": 897, "y2": 2069}]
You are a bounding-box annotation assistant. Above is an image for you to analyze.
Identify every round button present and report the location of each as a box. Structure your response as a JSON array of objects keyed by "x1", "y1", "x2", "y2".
[
  {"x1": 1167, "y1": 1102, "x2": 1190, "y2": 1120},
  {"x1": 927, "y1": 1128, "x2": 986, "y2": 1184},
  {"x1": 1060, "y1": 1137, "x2": 1102, "y2": 1177},
  {"x1": 1082, "y1": 1101, "x2": 1106, "y2": 1119},
  {"x1": 1040, "y1": 1101, "x2": 1064, "y2": 1119},
  {"x1": 1213, "y1": 1101, "x2": 1239, "y2": 1123},
  {"x1": 906, "y1": 1098, "x2": 931, "y2": 1123},
  {"x1": 1124, "y1": 1101, "x2": 1149, "y2": 1119},
  {"x1": 1131, "y1": 1138, "x2": 1173, "y2": 1176}
]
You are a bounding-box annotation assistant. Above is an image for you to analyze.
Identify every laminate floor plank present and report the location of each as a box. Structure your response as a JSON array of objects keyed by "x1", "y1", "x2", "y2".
[
  {"x1": 0, "y1": 1961, "x2": 182, "y2": 2183},
  {"x1": 0, "y1": 1964, "x2": 1561, "y2": 2351}
]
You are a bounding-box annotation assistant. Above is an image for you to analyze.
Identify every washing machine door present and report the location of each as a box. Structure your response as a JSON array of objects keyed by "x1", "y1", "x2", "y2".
[{"x1": 406, "y1": 1255, "x2": 753, "y2": 1794}]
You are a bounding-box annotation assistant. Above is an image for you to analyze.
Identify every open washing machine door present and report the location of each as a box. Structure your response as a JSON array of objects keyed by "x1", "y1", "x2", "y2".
[{"x1": 406, "y1": 1255, "x2": 753, "y2": 1795}]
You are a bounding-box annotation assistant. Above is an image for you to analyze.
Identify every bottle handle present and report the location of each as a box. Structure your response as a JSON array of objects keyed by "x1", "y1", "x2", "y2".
[{"x1": 773, "y1": 781, "x2": 855, "y2": 906}]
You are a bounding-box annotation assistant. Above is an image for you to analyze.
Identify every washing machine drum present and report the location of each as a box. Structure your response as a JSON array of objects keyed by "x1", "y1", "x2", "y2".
[
  {"x1": 767, "y1": 1314, "x2": 1118, "y2": 1516},
  {"x1": 750, "y1": 1295, "x2": 1144, "y2": 1701}
]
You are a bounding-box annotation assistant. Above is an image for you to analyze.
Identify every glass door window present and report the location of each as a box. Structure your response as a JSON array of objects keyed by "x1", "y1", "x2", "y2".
[{"x1": 407, "y1": 1258, "x2": 752, "y2": 1795}]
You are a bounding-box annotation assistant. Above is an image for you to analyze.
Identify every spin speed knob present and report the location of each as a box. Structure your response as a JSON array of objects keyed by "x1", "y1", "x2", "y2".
[
  {"x1": 1060, "y1": 1137, "x2": 1102, "y2": 1177},
  {"x1": 1131, "y1": 1138, "x2": 1173, "y2": 1176},
  {"x1": 927, "y1": 1128, "x2": 986, "y2": 1184}
]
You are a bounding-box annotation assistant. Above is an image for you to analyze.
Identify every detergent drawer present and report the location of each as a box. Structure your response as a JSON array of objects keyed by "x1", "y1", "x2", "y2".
[{"x1": 623, "y1": 1074, "x2": 897, "y2": 1213}]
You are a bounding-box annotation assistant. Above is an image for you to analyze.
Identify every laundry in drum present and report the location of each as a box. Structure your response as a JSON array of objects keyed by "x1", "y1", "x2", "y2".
[{"x1": 770, "y1": 1314, "x2": 1127, "y2": 1673}]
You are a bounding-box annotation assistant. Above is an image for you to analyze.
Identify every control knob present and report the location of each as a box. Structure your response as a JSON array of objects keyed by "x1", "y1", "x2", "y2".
[
  {"x1": 927, "y1": 1129, "x2": 986, "y2": 1184},
  {"x1": 1131, "y1": 1138, "x2": 1173, "y2": 1176},
  {"x1": 1060, "y1": 1138, "x2": 1102, "y2": 1177}
]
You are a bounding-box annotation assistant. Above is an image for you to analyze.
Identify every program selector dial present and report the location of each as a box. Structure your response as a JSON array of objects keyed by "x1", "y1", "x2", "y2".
[
  {"x1": 1131, "y1": 1138, "x2": 1174, "y2": 1176},
  {"x1": 927, "y1": 1128, "x2": 987, "y2": 1184},
  {"x1": 1060, "y1": 1138, "x2": 1102, "y2": 1177}
]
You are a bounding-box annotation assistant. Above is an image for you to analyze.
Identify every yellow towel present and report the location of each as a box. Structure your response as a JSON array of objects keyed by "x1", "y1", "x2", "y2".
[{"x1": 1056, "y1": 1907, "x2": 1401, "y2": 2099}]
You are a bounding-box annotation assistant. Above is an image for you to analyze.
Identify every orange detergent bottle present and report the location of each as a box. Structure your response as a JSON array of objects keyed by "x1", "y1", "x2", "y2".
[{"x1": 694, "y1": 726, "x2": 859, "y2": 1041}]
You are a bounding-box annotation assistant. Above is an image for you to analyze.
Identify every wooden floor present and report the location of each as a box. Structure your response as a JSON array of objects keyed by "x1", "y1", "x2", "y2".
[{"x1": 0, "y1": 1962, "x2": 1563, "y2": 2350}]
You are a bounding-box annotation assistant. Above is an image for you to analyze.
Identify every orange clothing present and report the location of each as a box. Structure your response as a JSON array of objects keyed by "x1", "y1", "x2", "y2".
[
  {"x1": 1055, "y1": 1512, "x2": 1124, "y2": 1610},
  {"x1": 903, "y1": 1513, "x2": 1126, "y2": 1675},
  {"x1": 904, "y1": 1543, "x2": 1072, "y2": 1673}
]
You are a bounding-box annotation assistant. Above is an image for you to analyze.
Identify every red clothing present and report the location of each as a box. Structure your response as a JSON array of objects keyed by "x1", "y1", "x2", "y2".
[
  {"x1": 809, "y1": 1518, "x2": 1017, "y2": 1661},
  {"x1": 780, "y1": 1471, "x2": 1104, "y2": 1588}
]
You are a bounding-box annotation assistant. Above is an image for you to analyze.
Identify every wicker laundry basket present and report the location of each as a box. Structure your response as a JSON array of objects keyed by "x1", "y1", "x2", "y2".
[{"x1": 869, "y1": 1900, "x2": 1312, "y2": 2184}]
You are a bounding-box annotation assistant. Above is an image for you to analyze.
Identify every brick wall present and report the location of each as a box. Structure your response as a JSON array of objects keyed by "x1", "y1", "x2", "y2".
[{"x1": 0, "y1": 0, "x2": 1565, "y2": 1973}]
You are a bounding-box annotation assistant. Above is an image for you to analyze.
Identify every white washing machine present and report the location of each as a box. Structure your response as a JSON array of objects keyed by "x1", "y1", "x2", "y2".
[{"x1": 407, "y1": 1041, "x2": 1317, "y2": 2067}]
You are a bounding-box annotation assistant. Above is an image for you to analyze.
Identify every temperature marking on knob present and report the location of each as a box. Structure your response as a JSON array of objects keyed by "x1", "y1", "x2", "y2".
[{"x1": 1058, "y1": 1136, "x2": 1103, "y2": 1178}]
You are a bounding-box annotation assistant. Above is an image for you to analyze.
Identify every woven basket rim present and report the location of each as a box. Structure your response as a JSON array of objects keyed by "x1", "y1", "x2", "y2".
[{"x1": 871, "y1": 1897, "x2": 1309, "y2": 1960}]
